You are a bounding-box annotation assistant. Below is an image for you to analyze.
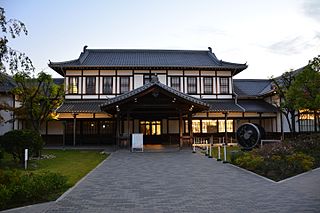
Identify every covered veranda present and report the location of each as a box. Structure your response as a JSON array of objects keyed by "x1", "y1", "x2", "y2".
[{"x1": 100, "y1": 76, "x2": 209, "y2": 149}]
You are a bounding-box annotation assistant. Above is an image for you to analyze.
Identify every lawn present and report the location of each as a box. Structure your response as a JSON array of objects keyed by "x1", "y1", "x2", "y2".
[{"x1": 1, "y1": 149, "x2": 108, "y2": 186}]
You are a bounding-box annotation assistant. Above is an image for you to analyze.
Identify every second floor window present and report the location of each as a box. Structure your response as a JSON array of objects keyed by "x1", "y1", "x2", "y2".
[
  {"x1": 220, "y1": 77, "x2": 229, "y2": 94},
  {"x1": 120, "y1": 76, "x2": 130, "y2": 94},
  {"x1": 187, "y1": 77, "x2": 197, "y2": 94},
  {"x1": 171, "y1": 77, "x2": 180, "y2": 91},
  {"x1": 144, "y1": 74, "x2": 151, "y2": 84},
  {"x1": 86, "y1": 77, "x2": 96, "y2": 94},
  {"x1": 68, "y1": 77, "x2": 78, "y2": 94},
  {"x1": 203, "y1": 77, "x2": 213, "y2": 94},
  {"x1": 103, "y1": 77, "x2": 113, "y2": 94}
]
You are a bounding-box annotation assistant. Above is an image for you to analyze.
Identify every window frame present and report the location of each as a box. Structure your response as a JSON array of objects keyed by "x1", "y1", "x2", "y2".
[
  {"x1": 170, "y1": 76, "x2": 181, "y2": 91},
  {"x1": 187, "y1": 77, "x2": 197, "y2": 94},
  {"x1": 68, "y1": 76, "x2": 79, "y2": 94},
  {"x1": 220, "y1": 77, "x2": 229, "y2": 94},
  {"x1": 119, "y1": 76, "x2": 130, "y2": 94},
  {"x1": 86, "y1": 76, "x2": 96, "y2": 94},
  {"x1": 203, "y1": 77, "x2": 213, "y2": 94},
  {"x1": 103, "y1": 76, "x2": 113, "y2": 94}
]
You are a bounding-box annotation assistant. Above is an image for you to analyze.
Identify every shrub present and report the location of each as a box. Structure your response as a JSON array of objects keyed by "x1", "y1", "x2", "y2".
[
  {"x1": 1, "y1": 130, "x2": 44, "y2": 163},
  {"x1": 233, "y1": 143, "x2": 315, "y2": 181},
  {"x1": 0, "y1": 170, "x2": 68, "y2": 210},
  {"x1": 230, "y1": 150, "x2": 244, "y2": 163},
  {"x1": 235, "y1": 152, "x2": 264, "y2": 172}
]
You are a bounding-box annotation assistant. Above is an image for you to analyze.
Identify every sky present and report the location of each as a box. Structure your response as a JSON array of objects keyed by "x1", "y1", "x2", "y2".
[{"x1": 2, "y1": 0, "x2": 320, "y2": 79}]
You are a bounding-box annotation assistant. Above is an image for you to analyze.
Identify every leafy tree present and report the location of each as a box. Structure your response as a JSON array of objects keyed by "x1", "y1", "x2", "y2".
[
  {"x1": 10, "y1": 72, "x2": 64, "y2": 133},
  {"x1": 271, "y1": 70, "x2": 297, "y2": 133},
  {"x1": 287, "y1": 56, "x2": 320, "y2": 132},
  {"x1": 0, "y1": 7, "x2": 34, "y2": 74}
]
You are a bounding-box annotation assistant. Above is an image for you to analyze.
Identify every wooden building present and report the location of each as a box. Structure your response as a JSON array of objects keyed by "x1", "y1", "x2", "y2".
[{"x1": 47, "y1": 47, "x2": 279, "y2": 146}]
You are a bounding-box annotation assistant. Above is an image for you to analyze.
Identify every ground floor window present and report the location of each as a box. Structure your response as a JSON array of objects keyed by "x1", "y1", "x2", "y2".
[
  {"x1": 192, "y1": 120, "x2": 201, "y2": 133},
  {"x1": 299, "y1": 110, "x2": 319, "y2": 132},
  {"x1": 140, "y1": 120, "x2": 161, "y2": 135},
  {"x1": 218, "y1": 120, "x2": 233, "y2": 133},
  {"x1": 202, "y1": 120, "x2": 218, "y2": 133}
]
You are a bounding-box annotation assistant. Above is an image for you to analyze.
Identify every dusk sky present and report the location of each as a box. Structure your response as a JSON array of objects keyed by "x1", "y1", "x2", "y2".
[{"x1": 2, "y1": 0, "x2": 320, "y2": 79}]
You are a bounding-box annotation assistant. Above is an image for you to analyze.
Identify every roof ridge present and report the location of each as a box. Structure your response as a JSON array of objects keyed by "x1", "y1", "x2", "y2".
[{"x1": 86, "y1": 48, "x2": 210, "y2": 53}]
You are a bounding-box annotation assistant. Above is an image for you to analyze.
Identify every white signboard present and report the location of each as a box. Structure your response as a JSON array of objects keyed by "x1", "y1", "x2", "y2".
[{"x1": 132, "y1": 133, "x2": 143, "y2": 152}]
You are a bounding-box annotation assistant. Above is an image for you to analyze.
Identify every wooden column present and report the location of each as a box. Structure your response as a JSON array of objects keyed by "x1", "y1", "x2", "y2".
[
  {"x1": 179, "y1": 110, "x2": 183, "y2": 149},
  {"x1": 188, "y1": 112, "x2": 193, "y2": 145},
  {"x1": 224, "y1": 112, "x2": 228, "y2": 144},
  {"x1": 127, "y1": 111, "x2": 130, "y2": 149},
  {"x1": 116, "y1": 112, "x2": 120, "y2": 149}
]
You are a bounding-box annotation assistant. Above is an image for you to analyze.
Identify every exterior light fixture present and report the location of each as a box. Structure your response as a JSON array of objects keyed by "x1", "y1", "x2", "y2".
[
  {"x1": 172, "y1": 98, "x2": 176, "y2": 103},
  {"x1": 91, "y1": 123, "x2": 94, "y2": 127},
  {"x1": 116, "y1": 105, "x2": 120, "y2": 112},
  {"x1": 134, "y1": 98, "x2": 138, "y2": 103},
  {"x1": 102, "y1": 124, "x2": 106, "y2": 128}
]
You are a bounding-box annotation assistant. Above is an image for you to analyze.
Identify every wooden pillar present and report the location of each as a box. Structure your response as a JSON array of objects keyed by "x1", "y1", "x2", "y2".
[
  {"x1": 116, "y1": 112, "x2": 120, "y2": 149},
  {"x1": 72, "y1": 113, "x2": 78, "y2": 146},
  {"x1": 127, "y1": 111, "x2": 130, "y2": 149},
  {"x1": 188, "y1": 112, "x2": 193, "y2": 145},
  {"x1": 179, "y1": 110, "x2": 183, "y2": 149},
  {"x1": 258, "y1": 112, "x2": 262, "y2": 126},
  {"x1": 224, "y1": 112, "x2": 228, "y2": 144}
]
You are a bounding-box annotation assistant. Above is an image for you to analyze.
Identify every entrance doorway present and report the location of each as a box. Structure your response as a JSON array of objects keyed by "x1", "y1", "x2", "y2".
[{"x1": 139, "y1": 120, "x2": 162, "y2": 144}]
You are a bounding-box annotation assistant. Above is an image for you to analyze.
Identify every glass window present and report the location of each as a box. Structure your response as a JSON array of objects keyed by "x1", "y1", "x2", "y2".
[
  {"x1": 86, "y1": 77, "x2": 96, "y2": 94},
  {"x1": 218, "y1": 120, "x2": 233, "y2": 132},
  {"x1": 299, "y1": 110, "x2": 318, "y2": 132},
  {"x1": 68, "y1": 77, "x2": 78, "y2": 94},
  {"x1": 220, "y1": 77, "x2": 229, "y2": 94},
  {"x1": 171, "y1": 77, "x2": 180, "y2": 91},
  {"x1": 187, "y1": 77, "x2": 197, "y2": 94},
  {"x1": 140, "y1": 121, "x2": 161, "y2": 135},
  {"x1": 202, "y1": 120, "x2": 217, "y2": 133},
  {"x1": 120, "y1": 77, "x2": 130, "y2": 94},
  {"x1": 103, "y1": 77, "x2": 113, "y2": 94},
  {"x1": 192, "y1": 120, "x2": 201, "y2": 133},
  {"x1": 203, "y1": 77, "x2": 213, "y2": 94},
  {"x1": 144, "y1": 74, "x2": 151, "y2": 84}
]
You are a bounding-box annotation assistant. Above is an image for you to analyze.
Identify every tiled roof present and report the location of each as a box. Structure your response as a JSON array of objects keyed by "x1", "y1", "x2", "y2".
[
  {"x1": 0, "y1": 73, "x2": 16, "y2": 93},
  {"x1": 234, "y1": 79, "x2": 273, "y2": 97},
  {"x1": 100, "y1": 76, "x2": 210, "y2": 109},
  {"x1": 238, "y1": 100, "x2": 277, "y2": 113},
  {"x1": 49, "y1": 47, "x2": 247, "y2": 76},
  {"x1": 206, "y1": 99, "x2": 244, "y2": 112},
  {"x1": 56, "y1": 100, "x2": 106, "y2": 113}
]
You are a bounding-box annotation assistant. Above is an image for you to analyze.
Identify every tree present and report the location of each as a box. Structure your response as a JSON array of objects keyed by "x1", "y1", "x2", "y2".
[
  {"x1": 271, "y1": 70, "x2": 297, "y2": 133},
  {"x1": 0, "y1": 7, "x2": 34, "y2": 74},
  {"x1": 10, "y1": 71, "x2": 64, "y2": 133},
  {"x1": 287, "y1": 56, "x2": 320, "y2": 132}
]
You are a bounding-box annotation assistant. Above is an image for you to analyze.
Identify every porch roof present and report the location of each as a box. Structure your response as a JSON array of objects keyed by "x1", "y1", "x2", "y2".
[
  {"x1": 56, "y1": 100, "x2": 106, "y2": 113},
  {"x1": 238, "y1": 100, "x2": 278, "y2": 113}
]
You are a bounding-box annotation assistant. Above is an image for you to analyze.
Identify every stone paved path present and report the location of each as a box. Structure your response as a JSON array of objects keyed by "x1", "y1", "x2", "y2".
[{"x1": 25, "y1": 150, "x2": 320, "y2": 212}]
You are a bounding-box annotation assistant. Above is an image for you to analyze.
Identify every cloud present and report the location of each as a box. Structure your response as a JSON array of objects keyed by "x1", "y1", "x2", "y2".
[
  {"x1": 303, "y1": 0, "x2": 320, "y2": 22},
  {"x1": 266, "y1": 34, "x2": 320, "y2": 55}
]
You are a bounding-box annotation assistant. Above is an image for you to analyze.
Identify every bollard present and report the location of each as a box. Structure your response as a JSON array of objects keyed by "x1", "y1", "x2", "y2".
[
  {"x1": 208, "y1": 143, "x2": 212, "y2": 158},
  {"x1": 205, "y1": 140, "x2": 208, "y2": 156},
  {"x1": 192, "y1": 140, "x2": 196, "y2": 153},
  {"x1": 223, "y1": 143, "x2": 228, "y2": 163},
  {"x1": 24, "y1": 149, "x2": 28, "y2": 170},
  {"x1": 217, "y1": 145, "x2": 222, "y2": 161}
]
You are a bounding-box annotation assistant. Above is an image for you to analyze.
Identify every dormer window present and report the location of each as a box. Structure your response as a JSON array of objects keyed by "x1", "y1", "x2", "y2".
[
  {"x1": 86, "y1": 77, "x2": 96, "y2": 94},
  {"x1": 68, "y1": 77, "x2": 78, "y2": 94}
]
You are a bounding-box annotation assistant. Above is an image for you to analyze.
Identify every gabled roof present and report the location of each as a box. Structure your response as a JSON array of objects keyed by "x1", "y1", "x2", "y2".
[
  {"x1": 0, "y1": 73, "x2": 16, "y2": 93},
  {"x1": 100, "y1": 76, "x2": 210, "y2": 112},
  {"x1": 49, "y1": 47, "x2": 247, "y2": 76},
  {"x1": 234, "y1": 79, "x2": 273, "y2": 98}
]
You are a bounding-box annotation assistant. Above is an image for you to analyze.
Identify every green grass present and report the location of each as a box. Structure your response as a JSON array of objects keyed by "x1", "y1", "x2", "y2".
[{"x1": 1, "y1": 149, "x2": 108, "y2": 186}]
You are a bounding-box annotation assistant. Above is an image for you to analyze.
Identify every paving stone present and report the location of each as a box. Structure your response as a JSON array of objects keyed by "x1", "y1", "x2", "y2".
[{"x1": 40, "y1": 150, "x2": 320, "y2": 213}]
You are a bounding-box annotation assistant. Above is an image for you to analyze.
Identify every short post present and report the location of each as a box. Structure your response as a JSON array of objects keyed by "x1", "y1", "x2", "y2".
[
  {"x1": 205, "y1": 139, "x2": 208, "y2": 156},
  {"x1": 208, "y1": 143, "x2": 212, "y2": 158},
  {"x1": 217, "y1": 145, "x2": 221, "y2": 161},
  {"x1": 192, "y1": 138, "x2": 196, "y2": 153},
  {"x1": 24, "y1": 149, "x2": 28, "y2": 170},
  {"x1": 223, "y1": 143, "x2": 228, "y2": 163}
]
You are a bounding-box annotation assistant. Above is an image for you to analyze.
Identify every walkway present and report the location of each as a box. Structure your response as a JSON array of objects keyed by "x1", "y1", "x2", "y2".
[{"x1": 11, "y1": 150, "x2": 320, "y2": 212}]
